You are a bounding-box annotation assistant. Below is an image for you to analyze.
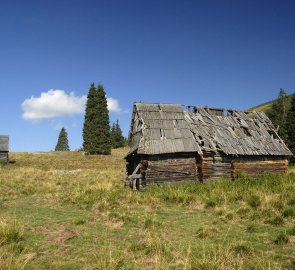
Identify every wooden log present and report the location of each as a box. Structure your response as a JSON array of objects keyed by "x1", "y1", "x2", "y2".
[
  {"x1": 202, "y1": 157, "x2": 223, "y2": 161},
  {"x1": 146, "y1": 172, "x2": 196, "y2": 178},
  {"x1": 147, "y1": 176, "x2": 197, "y2": 183},
  {"x1": 0, "y1": 152, "x2": 8, "y2": 162},
  {"x1": 132, "y1": 179, "x2": 137, "y2": 191},
  {"x1": 233, "y1": 162, "x2": 288, "y2": 168},
  {"x1": 128, "y1": 174, "x2": 142, "y2": 179},
  {"x1": 149, "y1": 160, "x2": 195, "y2": 166}
]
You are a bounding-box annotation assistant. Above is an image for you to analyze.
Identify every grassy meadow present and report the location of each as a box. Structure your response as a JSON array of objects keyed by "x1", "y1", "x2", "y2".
[{"x1": 0, "y1": 149, "x2": 294, "y2": 269}]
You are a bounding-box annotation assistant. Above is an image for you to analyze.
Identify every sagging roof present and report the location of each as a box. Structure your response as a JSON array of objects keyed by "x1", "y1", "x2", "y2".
[
  {"x1": 0, "y1": 135, "x2": 9, "y2": 152},
  {"x1": 126, "y1": 103, "x2": 292, "y2": 157}
]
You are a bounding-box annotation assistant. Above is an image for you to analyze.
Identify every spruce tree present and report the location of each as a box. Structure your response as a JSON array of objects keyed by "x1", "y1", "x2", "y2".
[
  {"x1": 286, "y1": 94, "x2": 295, "y2": 154},
  {"x1": 83, "y1": 83, "x2": 111, "y2": 154},
  {"x1": 83, "y1": 83, "x2": 98, "y2": 153},
  {"x1": 55, "y1": 127, "x2": 70, "y2": 151},
  {"x1": 268, "y1": 88, "x2": 288, "y2": 140},
  {"x1": 110, "y1": 120, "x2": 126, "y2": 148},
  {"x1": 95, "y1": 84, "x2": 111, "y2": 154}
]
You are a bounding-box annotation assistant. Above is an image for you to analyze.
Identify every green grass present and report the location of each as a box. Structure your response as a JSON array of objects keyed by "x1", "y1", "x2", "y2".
[
  {"x1": 0, "y1": 150, "x2": 294, "y2": 269},
  {"x1": 0, "y1": 219, "x2": 24, "y2": 246}
]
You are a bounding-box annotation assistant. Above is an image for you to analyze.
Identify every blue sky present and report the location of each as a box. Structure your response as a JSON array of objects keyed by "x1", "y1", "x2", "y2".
[{"x1": 1, "y1": 0, "x2": 294, "y2": 151}]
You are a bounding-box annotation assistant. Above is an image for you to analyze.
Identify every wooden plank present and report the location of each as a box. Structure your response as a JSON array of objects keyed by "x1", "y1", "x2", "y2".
[
  {"x1": 163, "y1": 112, "x2": 185, "y2": 120},
  {"x1": 128, "y1": 174, "x2": 142, "y2": 179},
  {"x1": 143, "y1": 129, "x2": 161, "y2": 140},
  {"x1": 146, "y1": 175, "x2": 197, "y2": 182},
  {"x1": 159, "y1": 104, "x2": 183, "y2": 113},
  {"x1": 136, "y1": 103, "x2": 160, "y2": 112},
  {"x1": 140, "y1": 111, "x2": 162, "y2": 120}
]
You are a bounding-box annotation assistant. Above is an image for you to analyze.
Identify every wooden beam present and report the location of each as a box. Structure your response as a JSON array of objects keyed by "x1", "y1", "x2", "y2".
[{"x1": 128, "y1": 174, "x2": 142, "y2": 179}]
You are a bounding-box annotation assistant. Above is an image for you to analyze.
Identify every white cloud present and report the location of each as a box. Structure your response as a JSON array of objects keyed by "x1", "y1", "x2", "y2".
[
  {"x1": 22, "y1": 90, "x2": 86, "y2": 121},
  {"x1": 22, "y1": 89, "x2": 121, "y2": 121},
  {"x1": 107, "y1": 97, "x2": 121, "y2": 112}
]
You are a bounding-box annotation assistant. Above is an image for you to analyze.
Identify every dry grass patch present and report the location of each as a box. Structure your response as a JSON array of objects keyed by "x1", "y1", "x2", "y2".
[
  {"x1": 103, "y1": 219, "x2": 124, "y2": 229},
  {"x1": 43, "y1": 228, "x2": 78, "y2": 245},
  {"x1": 33, "y1": 224, "x2": 78, "y2": 245}
]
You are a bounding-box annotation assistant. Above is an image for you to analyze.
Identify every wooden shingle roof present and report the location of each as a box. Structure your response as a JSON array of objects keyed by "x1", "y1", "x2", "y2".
[
  {"x1": 126, "y1": 103, "x2": 292, "y2": 157},
  {"x1": 0, "y1": 136, "x2": 9, "y2": 152},
  {"x1": 128, "y1": 103, "x2": 200, "y2": 156},
  {"x1": 185, "y1": 107, "x2": 292, "y2": 156}
]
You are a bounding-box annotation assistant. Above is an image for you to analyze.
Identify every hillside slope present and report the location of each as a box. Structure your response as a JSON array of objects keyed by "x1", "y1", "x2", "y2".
[{"x1": 249, "y1": 92, "x2": 295, "y2": 112}]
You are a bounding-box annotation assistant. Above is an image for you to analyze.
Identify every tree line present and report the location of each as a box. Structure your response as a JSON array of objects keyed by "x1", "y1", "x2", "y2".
[
  {"x1": 55, "y1": 83, "x2": 126, "y2": 153},
  {"x1": 267, "y1": 89, "x2": 295, "y2": 154}
]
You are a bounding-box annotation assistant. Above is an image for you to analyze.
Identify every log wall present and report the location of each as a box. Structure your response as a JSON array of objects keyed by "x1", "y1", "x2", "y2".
[
  {"x1": 0, "y1": 152, "x2": 8, "y2": 162},
  {"x1": 202, "y1": 152, "x2": 232, "y2": 180},
  {"x1": 202, "y1": 152, "x2": 288, "y2": 180},
  {"x1": 126, "y1": 152, "x2": 289, "y2": 186},
  {"x1": 145, "y1": 154, "x2": 197, "y2": 184},
  {"x1": 232, "y1": 159, "x2": 288, "y2": 177}
]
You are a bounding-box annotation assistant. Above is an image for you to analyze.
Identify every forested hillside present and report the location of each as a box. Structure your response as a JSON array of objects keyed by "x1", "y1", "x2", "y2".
[{"x1": 250, "y1": 90, "x2": 295, "y2": 154}]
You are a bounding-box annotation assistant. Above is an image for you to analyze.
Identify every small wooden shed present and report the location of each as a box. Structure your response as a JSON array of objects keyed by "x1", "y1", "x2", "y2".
[
  {"x1": 0, "y1": 135, "x2": 9, "y2": 162},
  {"x1": 125, "y1": 103, "x2": 292, "y2": 187}
]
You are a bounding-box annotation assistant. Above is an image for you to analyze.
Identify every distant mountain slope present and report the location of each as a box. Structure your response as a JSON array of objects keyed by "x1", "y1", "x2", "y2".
[{"x1": 249, "y1": 92, "x2": 295, "y2": 113}]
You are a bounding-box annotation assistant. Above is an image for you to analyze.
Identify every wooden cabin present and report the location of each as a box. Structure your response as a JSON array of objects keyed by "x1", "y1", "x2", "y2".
[
  {"x1": 0, "y1": 135, "x2": 9, "y2": 162},
  {"x1": 125, "y1": 103, "x2": 292, "y2": 189}
]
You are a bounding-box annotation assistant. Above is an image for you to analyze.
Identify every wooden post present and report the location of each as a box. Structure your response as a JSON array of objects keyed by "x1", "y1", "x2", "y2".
[
  {"x1": 128, "y1": 160, "x2": 149, "y2": 191},
  {"x1": 198, "y1": 155, "x2": 203, "y2": 182},
  {"x1": 129, "y1": 163, "x2": 142, "y2": 191},
  {"x1": 132, "y1": 179, "x2": 137, "y2": 191},
  {"x1": 231, "y1": 160, "x2": 235, "y2": 180}
]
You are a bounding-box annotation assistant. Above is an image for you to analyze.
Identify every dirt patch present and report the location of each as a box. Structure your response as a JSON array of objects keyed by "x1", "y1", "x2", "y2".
[
  {"x1": 32, "y1": 225, "x2": 78, "y2": 244},
  {"x1": 188, "y1": 201, "x2": 204, "y2": 210},
  {"x1": 103, "y1": 219, "x2": 123, "y2": 229},
  {"x1": 44, "y1": 229, "x2": 78, "y2": 244}
]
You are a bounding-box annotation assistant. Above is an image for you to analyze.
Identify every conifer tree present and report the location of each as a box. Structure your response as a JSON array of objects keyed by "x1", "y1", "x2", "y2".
[
  {"x1": 95, "y1": 84, "x2": 111, "y2": 154},
  {"x1": 286, "y1": 94, "x2": 295, "y2": 154},
  {"x1": 83, "y1": 83, "x2": 111, "y2": 154},
  {"x1": 110, "y1": 120, "x2": 126, "y2": 148},
  {"x1": 55, "y1": 127, "x2": 70, "y2": 151},
  {"x1": 268, "y1": 88, "x2": 288, "y2": 140},
  {"x1": 83, "y1": 83, "x2": 98, "y2": 153}
]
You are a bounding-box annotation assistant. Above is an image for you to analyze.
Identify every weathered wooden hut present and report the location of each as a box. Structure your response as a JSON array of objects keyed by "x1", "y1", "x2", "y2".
[
  {"x1": 125, "y1": 103, "x2": 292, "y2": 188},
  {"x1": 0, "y1": 135, "x2": 9, "y2": 162}
]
